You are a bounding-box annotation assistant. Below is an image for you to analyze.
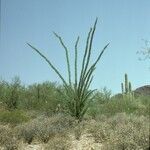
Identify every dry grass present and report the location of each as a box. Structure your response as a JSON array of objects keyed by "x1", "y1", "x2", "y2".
[
  {"x1": 0, "y1": 125, "x2": 18, "y2": 150},
  {"x1": 86, "y1": 113, "x2": 149, "y2": 150},
  {"x1": 15, "y1": 114, "x2": 75, "y2": 144}
]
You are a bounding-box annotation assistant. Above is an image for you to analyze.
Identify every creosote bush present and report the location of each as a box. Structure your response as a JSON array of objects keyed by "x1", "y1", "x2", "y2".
[{"x1": 27, "y1": 18, "x2": 109, "y2": 121}]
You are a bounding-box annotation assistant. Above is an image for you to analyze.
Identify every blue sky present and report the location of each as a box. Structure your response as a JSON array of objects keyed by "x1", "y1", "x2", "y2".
[{"x1": 0, "y1": 0, "x2": 150, "y2": 94}]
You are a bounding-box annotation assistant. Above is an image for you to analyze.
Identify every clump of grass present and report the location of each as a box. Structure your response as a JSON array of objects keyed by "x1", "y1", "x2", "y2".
[{"x1": 27, "y1": 18, "x2": 109, "y2": 121}]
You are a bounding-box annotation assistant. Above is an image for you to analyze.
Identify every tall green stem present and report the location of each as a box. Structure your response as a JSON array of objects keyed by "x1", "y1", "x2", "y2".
[
  {"x1": 53, "y1": 32, "x2": 72, "y2": 86},
  {"x1": 27, "y1": 43, "x2": 68, "y2": 88}
]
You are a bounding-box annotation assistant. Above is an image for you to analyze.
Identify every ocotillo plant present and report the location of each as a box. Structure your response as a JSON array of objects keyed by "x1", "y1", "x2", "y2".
[
  {"x1": 27, "y1": 18, "x2": 109, "y2": 121},
  {"x1": 121, "y1": 73, "x2": 134, "y2": 100}
]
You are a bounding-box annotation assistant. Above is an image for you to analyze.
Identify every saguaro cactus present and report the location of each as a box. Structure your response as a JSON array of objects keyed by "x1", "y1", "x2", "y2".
[
  {"x1": 129, "y1": 82, "x2": 132, "y2": 93},
  {"x1": 121, "y1": 83, "x2": 124, "y2": 94},
  {"x1": 121, "y1": 74, "x2": 134, "y2": 100},
  {"x1": 125, "y1": 73, "x2": 128, "y2": 94}
]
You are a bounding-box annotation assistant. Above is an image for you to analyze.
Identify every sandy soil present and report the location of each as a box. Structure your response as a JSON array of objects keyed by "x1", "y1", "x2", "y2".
[{"x1": 70, "y1": 133, "x2": 102, "y2": 150}]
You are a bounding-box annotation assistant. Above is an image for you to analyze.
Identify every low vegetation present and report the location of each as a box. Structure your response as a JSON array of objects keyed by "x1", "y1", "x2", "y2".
[{"x1": 0, "y1": 77, "x2": 149, "y2": 149}]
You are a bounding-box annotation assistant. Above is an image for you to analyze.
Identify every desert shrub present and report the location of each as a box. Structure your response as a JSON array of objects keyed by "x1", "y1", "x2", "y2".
[
  {"x1": 87, "y1": 88, "x2": 112, "y2": 118},
  {"x1": 87, "y1": 87, "x2": 149, "y2": 118},
  {"x1": 36, "y1": 114, "x2": 75, "y2": 143},
  {"x1": 0, "y1": 78, "x2": 63, "y2": 113},
  {"x1": 0, "y1": 110, "x2": 29, "y2": 125},
  {"x1": 15, "y1": 122, "x2": 36, "y2": 144},
  {"x1": 87, "y1": 113, "x2": 149, "y2": 149},
  {"x1": 135, "y1": 95, "x2": 150, "y2": 116},
  {"x1": 16, "y1": 114, "x2": 75, "y2": 144},
  {"x1": 4, "y1": 77, "x2": 21, "y2": 110},
  {"x1": 87, "y1": 120, "x2": 112, "y2": 143},
  {"x1": 0, "y1": 77, "x2": 25, "y2": 110},
  {"x1": 87, "y1": 106, "x2": 99, "y2": 119},
  {"x1": 86, "y1": 87, "x2": 111, "y2": 119},
  {"x1": 138, "y1": 95, "x2": 150, "y2": 105},
  {"x1": 93, "y1": 87, "x2": 111, "y2": 104},
  {"x1": 19, "y1": 81, "x2": 63, "y2": 115},
  {"x1": 101, "y1": 98, "x2": 139, "y2": 115},
  {"x1": 0, "y1": 125, "x2": 18, "y2": 150},
  {"x1": 88, "y1": 96, "x2": 148, "y2": 118},
  {"x1": 0, "y1": 80, "x2": 10, "y2": 106}
]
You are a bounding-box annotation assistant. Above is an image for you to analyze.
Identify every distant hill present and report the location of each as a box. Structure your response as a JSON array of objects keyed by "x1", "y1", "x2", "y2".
[{"x1": 134, "y1": 85, "x2": 150, "y2": 97}]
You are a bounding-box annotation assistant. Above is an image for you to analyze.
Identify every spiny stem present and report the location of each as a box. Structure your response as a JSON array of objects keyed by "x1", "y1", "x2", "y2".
[
  {"x1": 78, "y1": 19, "x2": 98, "y2": 95},
  {"x1": 83, "y1": 18, "x2": 98, "y2": 78},
  {"x1": 75, "y1": 36, "x2": 79, "y2": 88},
  {"x1": 53, "y1": 32, "x2": 72, "y2": 86},
  {"x1": 78, "y1": 28, "x2": 92, "y2": 91},
  {"x1": 91, "y1": 43, "x2": 109, "y2": 68},
  {"x1": 27, "y1": 43, "x2": 68, "y2": 88},
  {"x1": 80, "y1": 43, "x2": 109, "y2": 96}
]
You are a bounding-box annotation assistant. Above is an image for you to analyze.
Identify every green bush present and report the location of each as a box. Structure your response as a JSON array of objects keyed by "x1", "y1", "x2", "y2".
[
  {"x1": 0, "y1": 110, "x2": 29, "y2": 125},
  {"x1": 0, "y1": 78, "x2": 63, "y2": 113},
  {"x1": 0, "y1": 77, "x2": 24, "y2": 110},
  {"x1": 18, "y1": 81, "x2": 63, "y2": 114},
  {"x1": 99, "y1": 98, "x2": 140, "y2": 115},
  {"x1": 87, "y1": 88, "x2": 112, "y2": 118},
  {"x1": 93, "y1": 87, "x2": 111, "y2": 104}
]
